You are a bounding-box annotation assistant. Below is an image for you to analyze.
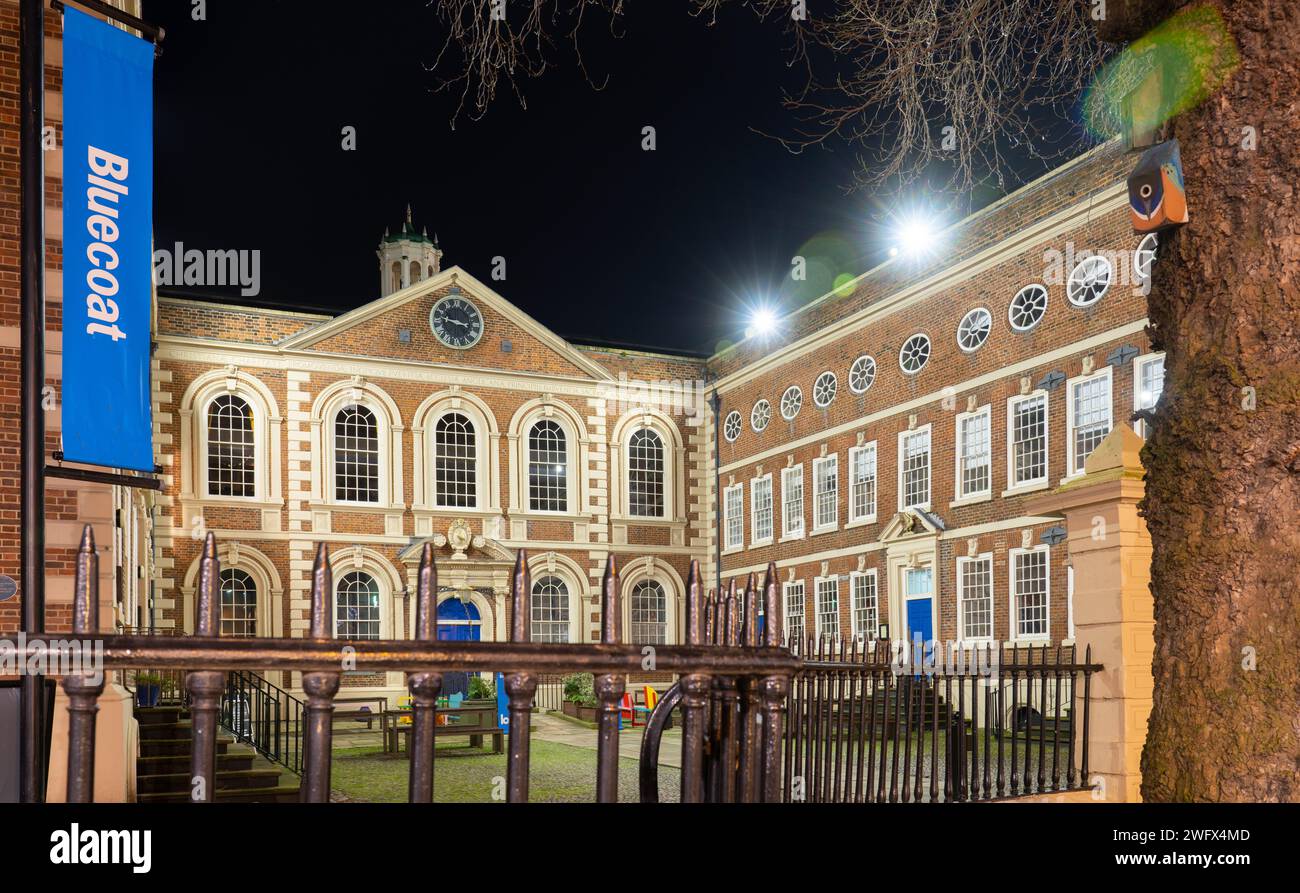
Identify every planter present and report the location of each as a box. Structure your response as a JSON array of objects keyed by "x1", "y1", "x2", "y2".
[
  {"x1": 562, "y1": 700, "x2": 599, "y2": 723},
  {"x1": 136, "y1": 683, "x2": 161, "y2": 708}
]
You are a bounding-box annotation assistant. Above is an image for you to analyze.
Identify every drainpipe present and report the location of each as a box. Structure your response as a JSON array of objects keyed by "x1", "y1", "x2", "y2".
[{"x1": 707, "y1": 375, "x2": 723, "y2": 594}]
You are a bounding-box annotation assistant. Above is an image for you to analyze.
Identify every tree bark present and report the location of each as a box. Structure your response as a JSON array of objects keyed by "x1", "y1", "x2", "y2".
[{"x1": 1123, "y1": 0, "x2": 1300, "y2": 801}]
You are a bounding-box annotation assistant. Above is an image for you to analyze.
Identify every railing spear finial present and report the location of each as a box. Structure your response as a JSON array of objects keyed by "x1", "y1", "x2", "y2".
[
  {"x1": 511, "y1": 549, "x2": 530, "y2": 644},
  {"x1": 743, "y1": 572, "x2": 759, "y2": 648},
  {"x1": 761, "y1": 562, "x2": 780, "y2": 649},
  {"x1": 686, "y1": 560, "x2": 703, "y2": 647},
  {"x1": 601, "y1": 554, "x2": 619, "y2": 645},
  {"x1": 415, "y1": 541, "x2": 438, "y2": 642},
  {"x1": 72, "y1": 524, "x2": 97, "y2": 635},
  {"x1": 310, "y1": 542, "x2": 332, "y2": 640},
  {"x1": 195, "y1": 531, "x2": 220, "y2": 637}
]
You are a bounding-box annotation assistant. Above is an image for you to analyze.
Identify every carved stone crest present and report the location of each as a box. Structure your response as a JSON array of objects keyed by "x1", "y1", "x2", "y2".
[{"x1": 444, "y1": 519, "x2": 485, "y2": 560}]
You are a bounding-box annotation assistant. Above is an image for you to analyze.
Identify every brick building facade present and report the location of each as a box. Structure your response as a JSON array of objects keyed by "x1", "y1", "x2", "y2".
[{"x1": 1, "y1": 2, "x2": 1163, "y2": 708}]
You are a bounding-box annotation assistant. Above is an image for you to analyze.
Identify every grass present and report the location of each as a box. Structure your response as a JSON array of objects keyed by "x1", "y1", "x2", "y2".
[{"x1": 331, "y1": 738, "x2": 679, "y2": 803}]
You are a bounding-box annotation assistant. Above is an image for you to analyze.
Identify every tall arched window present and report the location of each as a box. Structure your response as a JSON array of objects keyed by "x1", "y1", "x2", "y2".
[
  {"x1": 434, "y1": 412, "x2": 477, "y2": 508},
  {"x1": 528, "y1": 420, "x2": 568, "y2": 512},
  {"x1": 530, "y1": 576, "x2": 570, "y2": 643},
  {"x1": 409, "y1": 260, "x2": 422, "y2": 284},
  {"x1": 630, "y1": 580, "x2": 667, "y2": 644},
  {"x1": 391, "y1": 261, "x2": 402, "y2": 293},
  {"x1": 336, "y1": 571, "x2": 381, "y2": 639},
  {"x1": 219, "y1": 568, "x2": 257, "y2": 637},
  {"x1": 335, "y1": 405, "x2": 380, "y2": 503},
  {"x1": 627, "y1": 429, "x2": 665, "y2": 517},
  {"x1": 207, "y1": 394, "x2": 256, "y2": 497}
]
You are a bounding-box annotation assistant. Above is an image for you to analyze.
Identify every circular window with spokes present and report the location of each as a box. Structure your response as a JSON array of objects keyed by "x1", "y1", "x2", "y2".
[
  {"x1": 812, "y1": 371, "x2": 838, "y2": 408},
  {"x1": 1134, "y1": 233, "x2": 1159, "y2": 283},
  {"x1": 780, "y1": 385, "x2": 802, "y2": 420},
  {"x1": 898, "y1": 333, "x2": 931, "y2": 374},
  {"x1": 723, "y1": 410, "x2": 742, "y2": 443},
  {"x1": 848, "y1": 355, "x2": 876, "y2": 394},
  {"x1": 957, "y1": 307, "x2": 992, "y2": 353},
  {"x1": 750, "y1": 399, "x2": 772, "y2": 433},
  {"x1": 1067, "y1": 255, "x2": 1113, "y2": 307},
  {"x1": 1009, "y1": 284, "x2": 1048, "y2": 332}
]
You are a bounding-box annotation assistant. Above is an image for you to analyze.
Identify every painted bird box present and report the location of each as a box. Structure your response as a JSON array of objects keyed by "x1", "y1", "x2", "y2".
[{"x1": 1128, "y1": 139, "x2": 1188, "y2": 233}]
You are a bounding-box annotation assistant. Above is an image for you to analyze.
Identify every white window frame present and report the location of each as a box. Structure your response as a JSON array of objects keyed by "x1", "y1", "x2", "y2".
[
  {"x1": 847, "y1": 442, "x2": 877, "y2": 525},
  {"x1": 1132, "y1": 352, "x2": 1165, "y2": 439},
  {"x1": 1009, "y1": 545, "x2": 1051, "y2": 642},
  {"x1": 780, "y1": 464, "x2": 805, "y2": 541},
  {"x1": 813, "y1": 575, "x2": 840, "y2": 640},
  {"x1": 750, "y1": 473, "x2": 773, "y2": 546},
  {"x1": 783, "y1": 580, "x2": 806, "y2": 647},
  {"x1": 953, "y1": 405, "x2": 992, "y2": 504},
  {"x1": 956, "y1": 553, "x2": 994, "y2": 644},
  {"x1": 811, "y1": 454, "x2": 839, "y2": 534},
  {"x1": 849, "y1": 569, "x2": 879, "y2": 641},
  {"x1": 723, "y1": 483, "x2": 744, "y2": 552},
  {"x1": 1065, "y1": 366, "x2": 1113, "y2": 479},
  {"x1": 1004, "y1": 391, "x2": 1050, "y2": 495},
  {"x1": 896, "y1": 425, "x2": 932, "y2": 512}
]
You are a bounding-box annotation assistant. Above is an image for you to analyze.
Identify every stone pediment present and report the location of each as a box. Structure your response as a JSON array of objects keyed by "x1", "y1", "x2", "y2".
[
  {"x1": 878, "y1": 509, "x2": 946, "y2": 542},
  {"x1": 397, "y1": 518, "x2": 515, "y2": 566}
]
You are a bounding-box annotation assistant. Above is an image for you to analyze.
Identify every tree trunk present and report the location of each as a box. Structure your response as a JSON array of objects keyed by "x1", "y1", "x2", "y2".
[{"x1": 1125, "y1": 0, "x2": 1300, "y2": 801}]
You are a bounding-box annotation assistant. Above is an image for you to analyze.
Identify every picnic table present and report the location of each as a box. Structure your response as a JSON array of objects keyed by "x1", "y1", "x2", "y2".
[
  {"x1": 381, "y1": 704, "x2": 504, "y2": 755},
  {"x1": 333, "y1": 695, "x2": 388, "y2": 730}
]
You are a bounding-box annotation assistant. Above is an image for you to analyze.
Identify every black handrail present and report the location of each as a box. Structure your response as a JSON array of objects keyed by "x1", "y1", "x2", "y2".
[{"x1": 222, "y1": 670, "x2": 304, "y2": 775}]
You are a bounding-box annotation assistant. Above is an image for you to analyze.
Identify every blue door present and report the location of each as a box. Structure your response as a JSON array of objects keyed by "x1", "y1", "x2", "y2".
[
  {"x1": 904, "y1": 567, "x2": 934, "y2": 668},
  {"x1": 437, "y1": 599, "x2": 481, "y2": 697},
  {"x1": 906, "y1": 598, "x2": 933, "y2": 644}
]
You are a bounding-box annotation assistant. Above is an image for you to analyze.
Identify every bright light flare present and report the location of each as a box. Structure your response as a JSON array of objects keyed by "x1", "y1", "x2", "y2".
[
  {"x1": 891, "y1": 214, "x2": 940, "y2": 259},
  {"x1": 745, "y1": 306, "x2": 778, "y2": 339}
]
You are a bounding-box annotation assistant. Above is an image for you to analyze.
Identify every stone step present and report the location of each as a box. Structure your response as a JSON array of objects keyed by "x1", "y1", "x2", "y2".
[
  {"x1": 137, "y1": 767, "x2": 287, "y2": 795},
  {"x1": 137, "y1": 782, "x2": 301, "y2": 804},
  {"x1": 136, "y1": 747, "x2": 259, "y2": 776},
  {"x1": 139, "y1": 736, "x2": 234, "y2": 758}
]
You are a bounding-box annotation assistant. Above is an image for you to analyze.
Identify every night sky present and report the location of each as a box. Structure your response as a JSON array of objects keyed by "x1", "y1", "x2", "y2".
[{"x1": 146, "y1": 1, "x2": 1065, "y2": 356}]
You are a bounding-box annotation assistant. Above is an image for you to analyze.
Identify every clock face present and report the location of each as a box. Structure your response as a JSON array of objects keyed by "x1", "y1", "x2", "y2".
[{"x1": 429, "y1": 294, "x2": 484, "y2": 349}]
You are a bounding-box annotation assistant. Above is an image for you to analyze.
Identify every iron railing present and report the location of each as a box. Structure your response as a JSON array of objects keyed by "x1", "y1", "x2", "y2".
[
  {"x1": 534, "y1": 674, "x2": 565, "y2": 712},
  {"x1": 222, "y1": 670, "x2": 305, "y2": 775},
  {"x1": 46, "y1": 526, "x2": 797, "y2": 803},
  {"x1": 780, "y1": 636, "x2": 1101, "y2": 802}
]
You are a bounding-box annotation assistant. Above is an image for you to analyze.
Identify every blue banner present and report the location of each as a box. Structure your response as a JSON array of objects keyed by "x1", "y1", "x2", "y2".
[
  {"x1": 495, "y1": 672, "x2": 509, "y2": 731},
  {"x1": 61, "y1": 8, "x2": 154, "y2": 472}
]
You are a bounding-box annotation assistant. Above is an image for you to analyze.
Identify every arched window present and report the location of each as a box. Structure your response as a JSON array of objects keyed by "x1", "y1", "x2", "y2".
[
  {"x1": 433, "y1": 413, "x2": 477, "y2": 508},
  {"x1": 528, "y1": 420, "x2": 568, "y2": 512},
  {"x1": 335, "y1": 405, "x2": 380, "y2": 503},
  {"x1": 207, "y1": 394, "x2": 256, "y2": 497},
  {"x1": 219, "y1": 568, "x2": 257, "y2": 637},
  {"x1": 409, "y1": 260, "x2": 422, "y2": 284},
  {"x1": 630, "y1": 580, "x2": 668, "y2": 644},
  {"x1": 336, "y1": 571, "x2": 381, "y2": 639},
  {"x1": 391, "y1": 261, "x2": 402, "y2": 294},
  {"x1": 530, "y1": 576, "x2": 570, "y2": 643},
  {"x1": 627, "y1": 428, "x2": 665, "y2": 517}
]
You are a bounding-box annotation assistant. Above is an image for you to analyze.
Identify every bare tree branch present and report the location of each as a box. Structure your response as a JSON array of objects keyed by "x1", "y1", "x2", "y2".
[{"x1": 426, "y1": 0, "x2": 1117, "y2": 196}]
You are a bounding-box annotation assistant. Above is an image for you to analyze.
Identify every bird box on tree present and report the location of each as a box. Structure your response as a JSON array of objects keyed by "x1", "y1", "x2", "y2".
[{"x1": 1128, "y1": 139, "x2": 1188, "y2": 234}]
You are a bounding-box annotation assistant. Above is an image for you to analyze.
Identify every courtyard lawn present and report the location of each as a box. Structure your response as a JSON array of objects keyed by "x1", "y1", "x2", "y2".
[{"x1": 330, "y1": 739, "x2": 680, "y2": 803}]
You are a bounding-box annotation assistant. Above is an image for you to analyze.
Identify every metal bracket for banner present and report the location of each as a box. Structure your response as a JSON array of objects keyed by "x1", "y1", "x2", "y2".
[
  {"x1": 50, "y1": 0, "x2": 166, "y2": 52},
  {"x1": 47, "y1": 453, "x2": 163, "y2": 491}
]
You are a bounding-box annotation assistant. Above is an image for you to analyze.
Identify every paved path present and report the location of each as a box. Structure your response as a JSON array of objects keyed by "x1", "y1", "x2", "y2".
[
  {"x1": 330, "y1": 711, "x2": 683, "y2": 768},
  {"x1": 531, "y1": 712, "x2": 683, "y2": 768}
]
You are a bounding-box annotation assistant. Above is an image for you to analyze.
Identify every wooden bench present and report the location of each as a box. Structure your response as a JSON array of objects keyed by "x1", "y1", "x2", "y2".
[
  {"x1": 382, "y1": 705, "x2": 503, "y2": 754},
  {"x1": 332, "y1": 696, "x2": 388, "y2": 730}
]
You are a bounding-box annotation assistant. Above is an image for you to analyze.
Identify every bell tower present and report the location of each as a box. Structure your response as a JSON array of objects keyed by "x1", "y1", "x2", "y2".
[{"x1": 376, "y1": 204, "x2": 443, "y2": 297}]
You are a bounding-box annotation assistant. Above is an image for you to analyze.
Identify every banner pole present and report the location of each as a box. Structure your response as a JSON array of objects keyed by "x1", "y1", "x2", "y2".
[{"x1": 19, "y1": 0, "x2": 47, "y2": 804}]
